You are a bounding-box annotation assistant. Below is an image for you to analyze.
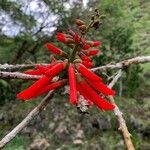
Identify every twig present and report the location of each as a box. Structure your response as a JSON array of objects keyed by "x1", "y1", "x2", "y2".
[
  {"x1": 0, "y1": 55, "x2": 150, "y2": 71},
  {"x1": 0, "y1": 71, "x2": 41, "y2": 80},
  {"x1": 91, "y1": 55, "x2": 150, "y2": 72},
  {"x1": 108, "y1": 70, "x2": 135, "y2": 150},
  {"x1": 0, "y1": 63, "x2": 47, "y2": 71},
  {"x1": 0, "y1": 91, "x2": 54, "y2": 149}
]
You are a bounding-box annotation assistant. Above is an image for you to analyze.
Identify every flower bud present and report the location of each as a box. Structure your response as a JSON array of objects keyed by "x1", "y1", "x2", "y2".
[
  {"x1": 45, "y1": 62, "x2": 66, "y2": 77},
  {"x1": 84, "y1": 49, "x2": 100, "y2": 56},
  {"x1": 77, "y1": 64, "x2": 102, "y2": 81},
  {"x1": 79, "y1": 80, "x2": 115, "y2": 110},
  {"x1": 75, "y1": 19, "x2": 85, "y2": 26},
  {"x1": 46, "y1": 43, "x2": 66, "y2": 56},
  {"x1": 17, "y1": 76, "x2": 52, "y2": 100},
  {"x1": 79, "y1": 25, "x2": 86, "y2": 31},
  {"x1": 68, "y1": 64, "x2": 77, "y2": 105}
]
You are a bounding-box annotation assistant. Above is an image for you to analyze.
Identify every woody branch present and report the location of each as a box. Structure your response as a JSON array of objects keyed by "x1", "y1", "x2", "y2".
[
  {"x1": 108, "y1": 70, "x2": 135, "y2": 150},
  {"x1": 0, "y1": 55, "x2": 150, "y2": 80},
  {"x1": 0, "y1": 91, "x2": 54, "y2": 149}
]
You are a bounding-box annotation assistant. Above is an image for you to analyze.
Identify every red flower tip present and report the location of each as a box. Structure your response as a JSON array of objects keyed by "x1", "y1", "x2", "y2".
[
  {"x1": 93, "y1": 41, "x2": 101, "y2": 47},
  {"x1": 83, "y1": 44, "x2": 90, "y2": 50},
  {"x1": 46, "y1": 43, "x2": 65, "y2": 56},
  {"x1": 82, "y1": 61, "x2": 93, "y2": 68},
  {"x1": 87, "y1": 79, "x2": 116, "y2": 96},
  {"x1": 56, "y1": 34, "x2": 66, "y2": 42},
  {"x1": 79, "y1": 80, "x2": 115, "y2": 110},
  {"x1": 24, "y1": 69, "x2": 42, "y2": 75},
  {"x1": 27, "y1": 79, "x2": 67, "y2": 98},
  {"x1": 17, "y1": 76, "x2": 52, "y2": 100},
  {"x1": 77, "y1": 83, "x2": 93, "y2": 106},
  {"x1": 77, "y1": 63, "x2": 102, "y2": 81},
  {"x1": 74, "y1": 32, "x2": 80, "y2": 43},
  {"x1": 84, "y1": 49, "x2": 100, "y2": 56},
  {"x1": 68, "y1": 64, "x2": 77, "y2": 105},
  {"x1": 45, "y1": 62, "x2": 66, "y2": 77},
  {"x1": 80, "y1": 55, "x2": 91, "y2": 62}
]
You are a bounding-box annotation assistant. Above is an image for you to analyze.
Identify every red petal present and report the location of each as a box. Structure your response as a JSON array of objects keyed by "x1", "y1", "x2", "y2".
[
  {"x1": 74, "y1": 32, "x2": 80, "y2": 43},
  {"x1": 29, "y1": 79, "x2": 67, "y2": 98},
  {"x1": 68, "y1": 64, "x2": 77, "y2": 105},
  {"x1": 24, "y1": 69, "x2": 42, "y2": 75},
  {"x1": 77, "y1": 64, "x2": 102, "y2": 81},
  {"x1": 87, "y1": 79, "x2": 116, "y2": 96},
  {"x1": 83, "y1": 44, "x2": 90, "y2": 50},
  {"x1": 80, "y1": 55, "x2": 91, "y2": 62},
  {"x1": 17, "y1": 76, "x2": 52, "y2": 100},
  {"x1": 82, "y1": 61, "x2": 93, "y2": 68},
  {"x1": 46, "y1": 43, "x2": 65, "y2": 56},
  {"x1": 77, "y1": 83, "x2": 93, "y2": 106},
  {"x1": 79, "y1": 80, "x2": 115, "y2": 110},
  {"x1": 45, "y1": 62, "x2": 66, "y2": 77},
  {"x1": 56, "y1": 35, "x2": 66, "y2": 42},
  {"x1": 84, "y1": 49, "x2": 99, "y2": 56},
  {"x1": 93, "y1": 41, "x2": 101, "y2": 47}
]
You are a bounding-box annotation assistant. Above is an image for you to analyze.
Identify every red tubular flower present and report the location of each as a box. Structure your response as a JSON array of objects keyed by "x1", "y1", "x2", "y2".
[
  {"x1": 82, "y1": 61, "x2": 93, "y2": 68},
  {"x1": 93, "y1": 41, "x2": 101, "y2": 47},
  {"x1": 24, "y1": 69, "x2": 42, "y2": 75},
  {"x1": 46, "y1": 43, "x2": 66, "y2": 56},
  {"x1": 45, "y1": 62, "x2": 66, "y2": 77},
  {"x1": 56, "y1": 34, "x2": 73, "y2": 43},
  {"x1": 28, "y1": 79, "x2": 67, "y2": 98},
  {"x1": 68, "y1": 64, "x2": 77, "y2": 105},
  {"x1": 17, "y1": 76, "x2": 52, "y2": 100},
  {"x1": 74, "y1": 32, "x2": 80, "y2": 43},
  {"x1": 83, "y1": 44, "x2": 90, "y2": 50},
  {"x1": 79, "y1": 80, "x2": 115, "y2": 110},
  {"x1": 80, "y1": 54, "x2": 91, "y2": 62},
  {"x1": 86, "y1": 79, "x2": 116, "y2": 96},
  {"x1": 24, "y1": 65, "x2": 48, "y2": 75},
  {"x1": 57, "y1": 32, "x2": 72, "y2": 38},
  {"x1": 77, "y1": 63, "x2": 102, "y2": 81},
  {"x1": 37, "y1": 65, "x2": 48, "y2": 73},
  {"x1": 84, "y1": 49, "x2": 99, "y2": 56},
  {"x1": 76, "y1": 83, "x2": 93, "y2": 106}
]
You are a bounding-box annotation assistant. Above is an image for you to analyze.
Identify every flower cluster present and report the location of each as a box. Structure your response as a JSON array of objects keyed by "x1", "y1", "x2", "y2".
[{"x1": 17, "y1": 16, "x2": 115, "y2": 111}]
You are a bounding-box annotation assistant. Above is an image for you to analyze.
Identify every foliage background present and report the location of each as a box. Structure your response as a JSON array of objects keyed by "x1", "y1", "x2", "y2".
[{"x1": 0, "y1": 0, "x2": 150, "y2": 149}]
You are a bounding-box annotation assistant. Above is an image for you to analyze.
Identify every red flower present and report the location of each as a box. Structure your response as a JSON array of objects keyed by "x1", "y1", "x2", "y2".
[
  {"x1": 76, "y1": 83, "x2": 93, "y2": 106},
  {"x1": 86, "y1": 79, "x2": 116, "y2": 96},
  {"x1": 17, "y1": 76, "x2": 52, "y2": 100},
  {"x1": 93, "y1": 41, "x2": 101, "y2": 47},
  {"x1": 83, "y1": 44, "x2": 90, "y2": 50},
  {"x1": 24, "y1": 65, "x2": 48, "y2": 75},
  {"x1": 17, "y1": 17, "x2": 116, "y2": 112},
  {"x1": 74, "y1": 32, "x2": 80, "y2": 43},
  {"x1": 84, "y1": 49, "x2": 99, "y2": 56},
  {"x1": 29, "y1": 79, "x2": 67, "y2": 98},
  {"x1": 46, "y1": 43, "x2": 66, "y2": 56},
  {"x1": 45, "y1": 62, "x2": 66, "y2": 77},
  {"x1": 79, "y1": 79, "x2": 115, "y2": 110},
  {"x1": 80, "y1": 54, "x2": 91, "y2": 62},
  {"x1": 77, "y1": 64, "x2": 102, "y2": 81},
  {"x1": 81, "y1": 61, "x2": 93, "y2": 68},
  {"x1": 68, "y1": 64, "x2": 77, "y2": 105}
]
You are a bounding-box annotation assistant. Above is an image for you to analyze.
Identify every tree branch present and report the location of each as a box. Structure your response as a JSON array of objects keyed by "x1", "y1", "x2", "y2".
[
  {"x1": 0, "y1": 55, "x2": 150, "y2": 72},
  {"x1": 108, "y1": 70, "x2": 135, "y2": 150},
  {"x1": 91, "y1": 55, "x2": 150, "y2": 72},
  {"x1": 0, "y1": 71, "x2": 41, "y2": 80},
  {"x1": 0, "y1": 91, "x2": 54, "y2": 149}
]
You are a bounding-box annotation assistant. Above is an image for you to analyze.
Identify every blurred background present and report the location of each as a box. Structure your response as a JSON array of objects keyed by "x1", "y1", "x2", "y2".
[{"x1": 0, "y1": 0, "x2": 150, "y2": 149}]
